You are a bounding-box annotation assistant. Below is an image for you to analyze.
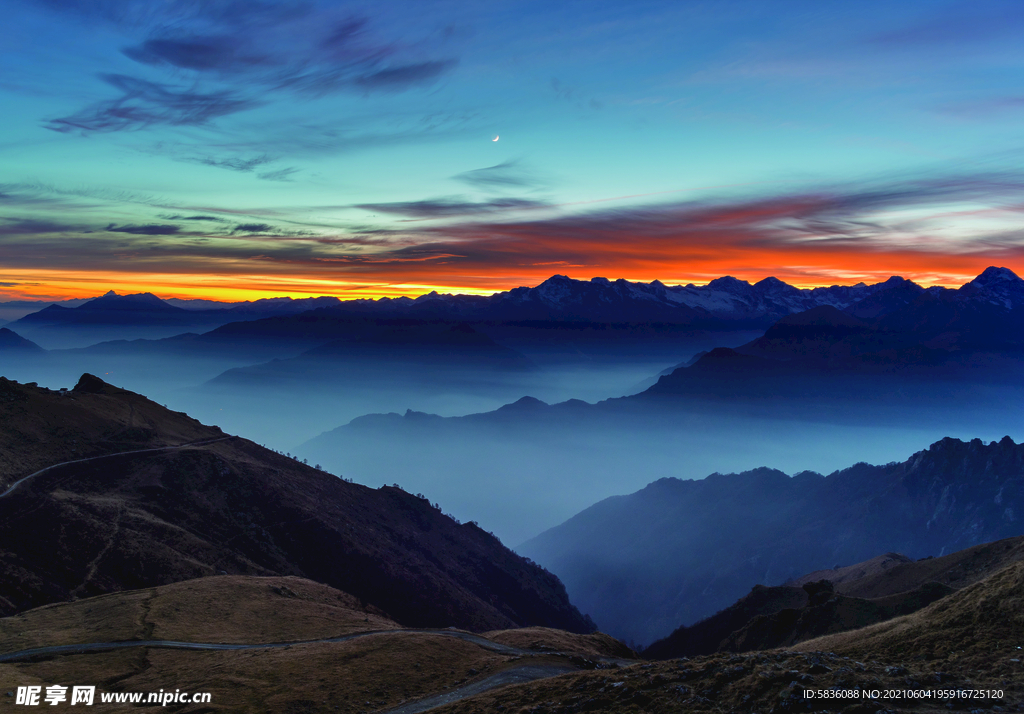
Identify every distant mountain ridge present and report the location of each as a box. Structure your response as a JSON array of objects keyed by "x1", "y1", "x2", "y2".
[
  {"x1": 519, "y1": 435, "x2": 1024, "y2": 645},
  {"x1": 0, "y1": 328, "x2": 43, "y2": 353},
  {"x1": 5, "y1": 291, "x2": 351, "y2": 348},
  {"x1": 11, "y1": 291, "x2": 345, "y2": 326},
  {"x1": 317, "y1": 273, "x2": 900, "y2": 326},
  {"x1": 8, "y1": 268, "x2": 1020, "y2": 344}
]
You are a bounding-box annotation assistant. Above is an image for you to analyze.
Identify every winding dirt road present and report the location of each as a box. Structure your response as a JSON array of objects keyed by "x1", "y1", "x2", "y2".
[
  {"x1": 0, "y1": 629, "x2": 630, "y2": 713},
  {"x1": 0, "y1": 436, "x2": 235, "y2": 499}
]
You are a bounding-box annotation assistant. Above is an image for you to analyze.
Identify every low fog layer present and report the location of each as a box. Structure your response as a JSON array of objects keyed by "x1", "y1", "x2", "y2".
[{"x1": 0, "y1": 326, "x2": 759, "y2": 447}]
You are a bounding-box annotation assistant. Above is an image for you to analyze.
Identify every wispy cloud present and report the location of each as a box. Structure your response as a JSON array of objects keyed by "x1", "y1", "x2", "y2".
[
  {"x1": 177, "y1": 153, "x2": 298, "y2": 180},
  {"x1": 232, "y1": 223, "x2": 275, "y2": 233},
  {"x1": 0, "y1": 218, "x2": 88, "y2": 236},
  {"x1": 40, "y1": 1, "x2": 458, "y2": 135},
  {"x1": 158, "y1": 214, "x2": 227, "y2": 222},
  {"x1": 187, "y1": 154, "x2": 275, "y2": 172},
  {"x1": 452, "y1": 160, "x2": 545, "y2": 190},
  {"x1": 939, "y1": 95, "x2": 1024, "y2": 119},
  {"x1": 106, "y1": 223, "x2": 182, "y2": 235},
  {"x1": 356, "y1": 197, "x2": 549, "y2": 218},
  {"x1": 257, "y1": 167, "x2": 300, "y2": 182},
  {"x1": 353, "y1": 60, "x2": 457, "y2": 91},
  {"x1": 46, "y1": 74, "x2": 260, "y2": 133}
]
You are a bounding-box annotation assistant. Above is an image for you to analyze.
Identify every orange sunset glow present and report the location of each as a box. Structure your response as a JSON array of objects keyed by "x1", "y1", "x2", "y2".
[{"x1": 5, "y1": 183, "x2": 1024, "y2": 302}]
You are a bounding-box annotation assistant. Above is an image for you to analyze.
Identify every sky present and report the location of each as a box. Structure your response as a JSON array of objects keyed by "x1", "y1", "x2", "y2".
[{"x1": 3, "y1": 0, "x2": 1024, "y2": 301}]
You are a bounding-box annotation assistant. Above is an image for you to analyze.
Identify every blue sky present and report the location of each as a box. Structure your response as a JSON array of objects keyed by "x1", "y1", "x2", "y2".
[{"x1": 3, "y1": 0, "x2": 1024, "y2": 300}]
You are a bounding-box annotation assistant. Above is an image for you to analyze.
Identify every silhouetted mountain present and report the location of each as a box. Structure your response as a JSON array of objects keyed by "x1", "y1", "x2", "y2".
[
  {"x1": 0, "y1": 375, "x2": 594, "y2": 634},
  {"x1": 311, "y1": 273, "x2": 896, "y2": 326},
  {"x1": 0, "y1": 328, "x2": 43, "y2": 353},
  {"x1": 519, "y1": 436, "x2": 1024, "y2": 644},
  {"x1": 13, "y1": 291, "x2": 205, "y2": 325},
  {"x1": 844, "y1": 275, "x2": 927, "y2": 319},
  {"x1": 957, "y1": 265, "x2": 1024, "y2": 308}
]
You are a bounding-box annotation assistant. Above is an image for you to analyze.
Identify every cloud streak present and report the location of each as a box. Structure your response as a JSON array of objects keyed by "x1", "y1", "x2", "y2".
[
  {"x1": 452, "y1": 161, "x2": 544, "y2": 190},
  {"x1": 356, "y1": 197, "x2": 550, "y2": 218},
  {"x1": 105, "y1": 223, "x2": 182, "y2": 235},
  {"x1": 46, "y1": 74, "x2": 260, "y2": 133}
]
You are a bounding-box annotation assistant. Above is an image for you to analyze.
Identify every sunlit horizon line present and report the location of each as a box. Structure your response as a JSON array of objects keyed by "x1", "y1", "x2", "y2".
[{"x1": 0, "y1": 266, "x2": 1011, "y2": 305}]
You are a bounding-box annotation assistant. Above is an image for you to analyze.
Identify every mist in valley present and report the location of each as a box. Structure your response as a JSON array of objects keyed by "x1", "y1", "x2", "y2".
[{"x1": 3, "y1": 319, "x2": 1023, "y2": 552}]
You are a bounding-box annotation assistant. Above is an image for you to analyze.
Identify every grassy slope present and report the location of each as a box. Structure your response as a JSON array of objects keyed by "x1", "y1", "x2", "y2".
[{"x1": 0, "y1": 576, "x2": 634, "y2": 714}]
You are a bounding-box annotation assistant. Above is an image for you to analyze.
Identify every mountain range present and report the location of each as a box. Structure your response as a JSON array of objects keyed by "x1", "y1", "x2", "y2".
[{"x1": 9, "y1": 267, "x2": 1021, "y2": 350}]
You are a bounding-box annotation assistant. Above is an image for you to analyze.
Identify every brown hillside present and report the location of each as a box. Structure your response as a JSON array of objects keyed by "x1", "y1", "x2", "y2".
[
  {"x1": 0, "y1": 374, "x2": 221, "y2": 490},
  {"x1": 721, "y1": 581, "x2": 952, "y2": 653},
  {"x1": 786, "y1": 552, "x2": 913, "y2": 589},
  {"x1": 834, "y1": 534, "x2": 1024, "y2": 599},
  {"x1": 797, "y1": 559, "x2": 1024, "y2": 672},
  {"x1": 0, "y1": 376, "x2": 593, "y2": 634},
  {"x1": 484, "y1": 627, "x2": 637, "y2": 660}
]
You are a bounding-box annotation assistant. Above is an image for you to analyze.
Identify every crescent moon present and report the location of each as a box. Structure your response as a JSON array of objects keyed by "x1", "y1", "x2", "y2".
[{"x1": 492, "y1": 135, "x2": 499, "y2": 141}]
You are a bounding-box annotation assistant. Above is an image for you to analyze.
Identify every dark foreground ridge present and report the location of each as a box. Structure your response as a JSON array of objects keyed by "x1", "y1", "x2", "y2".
[{"x1": 0, "y1": 375, "x2": 593, "y2": 633}]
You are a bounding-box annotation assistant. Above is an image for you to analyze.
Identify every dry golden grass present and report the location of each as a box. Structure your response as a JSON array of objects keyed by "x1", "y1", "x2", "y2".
[
  {"x1": 0, "y1": 576, "x2": 399, "y2": 654},
  {"x1": 483, "y1": 627, "x2": 635, "y2": 659}
]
